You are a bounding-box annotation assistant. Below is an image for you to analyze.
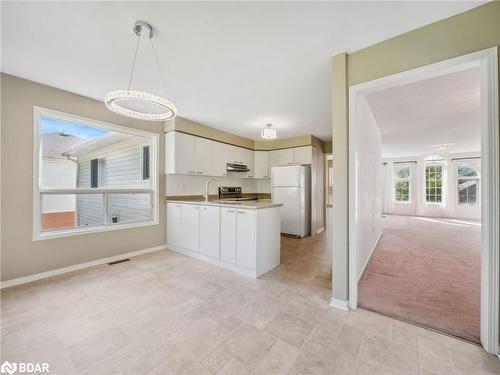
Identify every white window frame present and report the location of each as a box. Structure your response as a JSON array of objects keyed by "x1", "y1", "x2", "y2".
[
  {"x1": 425, "y1": 162, "x2": 444, "y2": 205},
  {"x1": 393, "y1": 164, "x2": 412, "y2": 203},
  {"x1": 33, "y1": 106, "x2": 160, "y2": 241},
  {"x1": 457, "y1": 163, "x2": 480, "y2": 206}
]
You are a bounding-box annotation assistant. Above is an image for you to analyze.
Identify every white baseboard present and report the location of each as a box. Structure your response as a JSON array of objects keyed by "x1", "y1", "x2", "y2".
[
  {"x1": 357, "y1": 231, "x2": 382, "y2": 283},
  {"x1": 330, "y1": 297, "x2": 349, "y2": 311},
  {"x1": 1, "y1": 245, "x2": 166, "y2": 289}
]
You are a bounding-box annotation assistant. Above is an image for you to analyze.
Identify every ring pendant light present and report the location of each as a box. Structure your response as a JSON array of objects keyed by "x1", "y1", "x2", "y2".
[{"x1": 104, "y1": 21, "x2": 177, "y2": 121}]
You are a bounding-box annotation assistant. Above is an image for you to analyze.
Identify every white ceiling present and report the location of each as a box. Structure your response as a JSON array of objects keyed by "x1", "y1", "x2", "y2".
[
  {"x1": 1, "y1": 1, "x2": 484, "y2": 140},
  {"x1": 365, "y1": 67, "x2": 481, "y2": 159}
]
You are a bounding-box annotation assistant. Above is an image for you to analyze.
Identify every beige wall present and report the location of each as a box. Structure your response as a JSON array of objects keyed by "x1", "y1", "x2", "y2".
[
  {"x1": 323, "y1": 141, "x2": 332, "y2": 154},
  {"x1": 1, "y1": 74, "x2": 166, "y2": 281},
  {"x1": 167, "y1": 116, "x2": 255, "y2": 149},
  {"x1": 167, "y1": 116, "x2": 325, "y2": 152},
  {"x1": 331, "y1": 52, "x2": 349, "y2": 301},
  {"x1": 330, "y1": 1, "x2": 500, "y2": 302}
]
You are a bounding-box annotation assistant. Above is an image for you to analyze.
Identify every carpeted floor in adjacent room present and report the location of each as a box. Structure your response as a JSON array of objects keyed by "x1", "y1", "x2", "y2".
[{"x1": 358, "y1": 214, "x2": 481, "y2": 343}]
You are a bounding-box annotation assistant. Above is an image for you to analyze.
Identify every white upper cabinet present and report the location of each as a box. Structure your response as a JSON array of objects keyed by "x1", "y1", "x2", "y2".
[
  {"x1": 254, "y1": 151, "x2": 270, "y2": 179},
  {"x1": 242, "y1": 148, "x2": 254, "y2": 177},
  {"x1": 166, "y1": 130, "x2": 313, "y2": 176},
  {"x1": 212, "y1": 141, "x2": 227, "y2": 177},
  {"x1": 294, "y1": 146, "x2": 312, "y2": 165},
  {"x1": 165, "y1": 132, "x2": 195, "y2": 174},
  {"x1": 269, "y1": 150, "x2": 279, "y2": 170},
  {"x1": 226, "y1": 145, "x2": 246, "y2": 165},
  {"x1": 278, "y1": 148, "x2": 294, "y2": 166},
  {"x1": 194, "y1": 137, "x2": 212, "y2": 176}
]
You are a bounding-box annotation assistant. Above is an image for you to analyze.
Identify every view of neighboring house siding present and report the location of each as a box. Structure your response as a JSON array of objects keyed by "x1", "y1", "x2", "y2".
[
  {"x1": 77, "y1": 138, "x2": 152, "y2": 226},
  {"x1": 42, "y1": 158, "x2": 77, "y2": 212}
]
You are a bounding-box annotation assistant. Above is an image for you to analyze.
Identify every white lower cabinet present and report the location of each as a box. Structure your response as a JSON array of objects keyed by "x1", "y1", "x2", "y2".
[
  {"x1": 236, "y1": 209, "x2": 255, "y2": 269},
  {"x1": 199, "y1": 206, "x2": 220, "y2": 259},
  {"x1": 220, "y1": 207, "x2": 237, "y2": 263},
  {"x1": 167, "y1": 202, "x2": 280, "y2": 278},
  {"x1": 166, "y1": 203, "x2": 182, "y2": 247},
  {"x1": 181, "y1": 204, "x2": 200, "y2": 252},
  {"x1": 220, "y1": 208, "x2": 255, "y2": 268}
]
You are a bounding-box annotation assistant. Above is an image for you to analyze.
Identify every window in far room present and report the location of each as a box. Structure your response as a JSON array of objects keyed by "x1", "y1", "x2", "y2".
[
  {"x1": 425, "y1": 164, "x2": 443, "y2": 203},
  {"x1": 457, "y1": 163, "x2": 479, "y2": 205},
  {"x1": 394, "y1": 165, "x2": 411, "y2": 202}
]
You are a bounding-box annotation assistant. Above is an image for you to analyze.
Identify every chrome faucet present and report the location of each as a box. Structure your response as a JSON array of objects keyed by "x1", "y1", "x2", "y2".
[{"x1": 205, "y1": 179, "x2": 217, "y2": 202}]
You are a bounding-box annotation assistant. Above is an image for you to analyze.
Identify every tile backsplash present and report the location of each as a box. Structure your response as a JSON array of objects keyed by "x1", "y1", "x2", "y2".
[{"x1": 166, "y1": 174, "x2": 271, "y2": 196}]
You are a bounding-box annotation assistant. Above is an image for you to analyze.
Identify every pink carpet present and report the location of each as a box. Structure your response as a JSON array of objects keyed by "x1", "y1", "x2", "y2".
[{"x1": 358, "y1": 215, "x2": 481, "y2": 343}]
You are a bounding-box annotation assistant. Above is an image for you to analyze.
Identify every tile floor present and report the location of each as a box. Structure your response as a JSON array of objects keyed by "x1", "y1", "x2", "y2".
[{"x1": 1, "y1": 234, "x2": 499, "y2": 374}]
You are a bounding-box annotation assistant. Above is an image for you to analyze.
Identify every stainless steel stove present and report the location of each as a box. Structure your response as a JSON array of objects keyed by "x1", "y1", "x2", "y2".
[{"x1": 217, "y1": 186, "x2": 258, "y2": 202}]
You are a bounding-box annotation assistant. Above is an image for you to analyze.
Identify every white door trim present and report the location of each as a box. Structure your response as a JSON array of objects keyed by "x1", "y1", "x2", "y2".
[{"x1": 348, "y1": 47, "x2": 499, "y2": 355}]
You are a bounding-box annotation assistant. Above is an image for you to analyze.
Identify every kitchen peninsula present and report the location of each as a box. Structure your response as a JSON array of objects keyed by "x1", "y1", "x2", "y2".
[{"x1": 166, "y1": 199, "x2": 282, "y2": 278}]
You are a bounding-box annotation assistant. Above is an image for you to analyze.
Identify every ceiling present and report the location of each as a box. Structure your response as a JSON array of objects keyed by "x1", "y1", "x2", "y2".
[
  {"x1": 1, "y1": 1, "x2": 484, "y2": 140},
  {"x1": 365, "y1": 67, "x2": 481, "y2": 158}
]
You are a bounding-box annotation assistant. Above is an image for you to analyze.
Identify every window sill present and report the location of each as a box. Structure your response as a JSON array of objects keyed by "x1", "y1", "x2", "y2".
[{"x1": 33, "y1": 220, "x2": 159, "y2": 241}]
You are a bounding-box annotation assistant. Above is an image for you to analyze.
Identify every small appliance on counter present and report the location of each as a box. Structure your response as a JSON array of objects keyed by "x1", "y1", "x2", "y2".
[{"x1": 217, "y1": 186, "x2": 258, "y2": 202}]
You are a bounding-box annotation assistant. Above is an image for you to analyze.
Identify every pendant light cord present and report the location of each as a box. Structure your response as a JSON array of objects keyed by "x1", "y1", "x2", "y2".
[
  {"x1": 150, "y1": 38, "x2": 171, "y2": 100},
  {"x1": 127, "y1": 33, "x2": 141, "y2": 90}
]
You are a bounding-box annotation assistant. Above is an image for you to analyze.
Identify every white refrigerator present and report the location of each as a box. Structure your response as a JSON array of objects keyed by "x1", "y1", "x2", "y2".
[{"x1": 271, "y1": 165, "x2": 311, "y2": 237}]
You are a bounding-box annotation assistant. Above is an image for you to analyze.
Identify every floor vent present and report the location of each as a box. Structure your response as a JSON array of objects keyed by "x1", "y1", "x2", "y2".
[{"x1": 108, "y1": 258, "x2": 130, "y2": 266}]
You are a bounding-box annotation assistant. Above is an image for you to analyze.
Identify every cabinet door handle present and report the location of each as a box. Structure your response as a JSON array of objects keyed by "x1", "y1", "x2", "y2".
[
  {"x1": 237, "y1": 211, "x2": 246, "y2": 214},
  {"x1": 188, "y1": 171, "x2": 195, "y2": 174},
  {"x1": 194, "y1": 206, "x2": 199, "y2": 209},
  {"x1": 176, "y1": 204, "x2": 181, "y2": 207},
  {"x1": 227, "y1": 210, "x2": 235, "y2": 213},
  {"x1": 196, "y1": 171, "x2": 203, "y2": 174}
]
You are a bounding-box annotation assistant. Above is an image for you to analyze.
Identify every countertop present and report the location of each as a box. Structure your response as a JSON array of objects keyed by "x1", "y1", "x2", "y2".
[{"x1": 166, "y1": 199, "x2": 283, "y2": 210}]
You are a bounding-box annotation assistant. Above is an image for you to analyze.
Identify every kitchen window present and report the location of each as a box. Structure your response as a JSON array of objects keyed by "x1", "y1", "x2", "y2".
[{"x1": 33, "y1": 106, "x2": 159, "y2": 240}]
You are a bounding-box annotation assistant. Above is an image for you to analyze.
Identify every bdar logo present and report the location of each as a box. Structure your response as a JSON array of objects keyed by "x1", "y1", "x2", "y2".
[{"x1": 0, "y1": 361, "x2": 17, "y2": 375}]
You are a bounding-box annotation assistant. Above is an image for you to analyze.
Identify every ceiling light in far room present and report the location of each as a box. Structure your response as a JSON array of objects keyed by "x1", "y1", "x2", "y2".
[
  {"x1": 432, "y1": 144, "x2": 451, "y2": 155},
  {"x1": 261, "y1": 123, "x2": 277, "y2": 140},
  {"x1": 104, "y1": 21, "x2": 177, "y2": 121}
]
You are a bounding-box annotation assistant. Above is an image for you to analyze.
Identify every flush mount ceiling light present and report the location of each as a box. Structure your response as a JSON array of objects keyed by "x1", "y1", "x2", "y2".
[
  {"x1": 432, "y1": 144, "x2": 451, "y2": 155},
  {"x1": 104, "y1": 21, "x2": 177, "y2": 121},
  {"x1": 261, "y1": 123, "x2": 277, "y2": 140}
]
